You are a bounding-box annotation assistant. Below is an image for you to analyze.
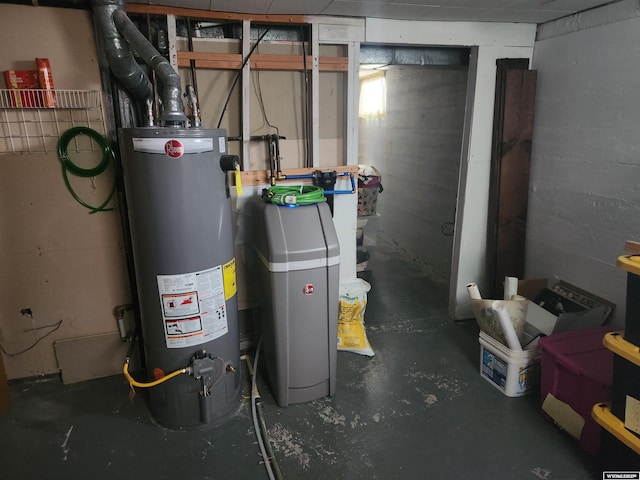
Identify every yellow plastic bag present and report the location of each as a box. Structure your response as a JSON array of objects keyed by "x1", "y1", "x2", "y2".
[{"x1": 338, "y1": 279, "x2": 374, "y2": 356}]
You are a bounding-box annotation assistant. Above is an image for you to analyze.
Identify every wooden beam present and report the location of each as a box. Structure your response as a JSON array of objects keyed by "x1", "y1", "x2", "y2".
[
  {"x1": 240, "y1": 165, "x2": 357, "y2": 185},
  {"x1": 252, "y1": 55, "x2": 347, "y2": 72},
  {"x1": 177, "y1": 52, "x2": 347, "y2": 72},
  {"x1": 126, "y1": 4, "x2": 310, "y2": 25},
  {"x1": 177, "y1": 52, "x2": 242, "y2": 70},
  {"x1": 625, "y1": 241, "x2": 640, "y2": 255}
]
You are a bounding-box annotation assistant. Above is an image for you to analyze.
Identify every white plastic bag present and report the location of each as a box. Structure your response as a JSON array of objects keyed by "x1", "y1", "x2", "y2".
[{"x1": 337, "y1": 278, "x2": 374, "y2": 356}]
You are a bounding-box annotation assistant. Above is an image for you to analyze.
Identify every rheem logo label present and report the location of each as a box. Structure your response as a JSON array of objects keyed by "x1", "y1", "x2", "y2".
[
  {"x1": 303, "y1": 284, "x2": 314, "y2": 295},
  {"x1": 165, "y1": 139, "x2": 184, "y2": 158}
]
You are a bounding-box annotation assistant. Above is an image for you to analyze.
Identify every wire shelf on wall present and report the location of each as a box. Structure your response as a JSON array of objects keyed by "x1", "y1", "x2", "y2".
[
  {"x1": 0, "y1": 89, "x2": 101, "y2": 110},
  {"x1": 0, "y1": 90, "x2": 106, "y2": 154}
]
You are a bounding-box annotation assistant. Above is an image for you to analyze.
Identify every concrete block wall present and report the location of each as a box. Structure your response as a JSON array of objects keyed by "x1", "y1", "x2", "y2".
[
  {"x1": 358, "y1": 66, "x2": 468, "y2": 279},
  {"x1": 527, "y1": 0, "x2": 640, "y2": 326}
]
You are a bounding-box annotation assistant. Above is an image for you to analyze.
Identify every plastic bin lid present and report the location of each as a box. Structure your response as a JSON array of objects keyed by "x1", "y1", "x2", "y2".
[
  {"x1": 618, "y1": 255, "x2": 640, "y2": 276},
  {"x1": 538, "y1": 326, "x2": 615, "y2": 385}
]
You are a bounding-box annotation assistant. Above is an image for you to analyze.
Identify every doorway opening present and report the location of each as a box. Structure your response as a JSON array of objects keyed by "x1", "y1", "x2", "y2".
[{"x1": 357, "y1": 45, "x2": 470, "y2": 282}]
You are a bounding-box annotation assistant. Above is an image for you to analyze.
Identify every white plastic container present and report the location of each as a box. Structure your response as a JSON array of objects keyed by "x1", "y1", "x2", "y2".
[{"x1": 479, "y1": 331, "x2": 541, "y2": 397}]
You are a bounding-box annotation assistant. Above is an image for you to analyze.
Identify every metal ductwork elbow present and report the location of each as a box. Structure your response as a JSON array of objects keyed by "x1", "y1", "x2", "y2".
[
  {"x1": 91, "y1": 0, "x2": 152, "y2": 102},
  {"x1": 111, "y1": 9, "x2": 187, "y2": 125}
]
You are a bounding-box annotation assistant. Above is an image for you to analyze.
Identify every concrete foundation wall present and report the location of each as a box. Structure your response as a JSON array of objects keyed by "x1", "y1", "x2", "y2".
[
  {"x1": 358, "y1": 66, "x2": 468, "y2": 279},
  {"x1": 527, "y1": 0, "x2": 640, "y2": 326}
]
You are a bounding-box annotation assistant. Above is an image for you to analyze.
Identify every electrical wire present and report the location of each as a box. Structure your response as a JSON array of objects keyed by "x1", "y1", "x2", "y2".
[
  {"x1": 253, "y1": 44, "x2": 280, "y2": 138},
  {"x1": 217, "y1": 27, "x2": 272, "y2": 128},
  {"x1": 57, "y1": 126, "x2": 116, "y2": 214},
  {"x1": 186, "y1": 17, "x2": 199, "y2": 101},
  {"x1": 0, "y1": 319, "x2": 63, "y2": 357},
  {"x1": 263, "y1": 185, "x2": 326, "y2": 205},
  {"x1": 300, "y1": 26, "x2": 311, "y2": 168}
]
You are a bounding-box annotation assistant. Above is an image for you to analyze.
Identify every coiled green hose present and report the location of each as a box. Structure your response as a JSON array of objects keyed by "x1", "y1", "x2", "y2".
[
  {"x1": 57, "y1": 126, "x2": 116, "y2": 214},
  {"x1": 263, "y1": 185, "x2": 326, "y2": 206}
]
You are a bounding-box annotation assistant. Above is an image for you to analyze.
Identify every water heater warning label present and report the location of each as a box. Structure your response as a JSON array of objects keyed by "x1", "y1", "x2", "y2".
[
  {"x1": 157, "y1": 266, "x2": 228, "y2": 349},
  {"x1": 162, "y1": 292, "x2": 199, "y2": 317},
  {"x1": 222, "y1": 258, "x2": 237, "y2": 301}
]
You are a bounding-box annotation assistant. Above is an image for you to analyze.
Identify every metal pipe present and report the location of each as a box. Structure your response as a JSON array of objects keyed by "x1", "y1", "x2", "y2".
[
  {"x1": 111, "y1": 9, "x2": 187, "y2": 125},
  {"x1": 91, "y1": 0, "x2": 152, "y2": 102}
]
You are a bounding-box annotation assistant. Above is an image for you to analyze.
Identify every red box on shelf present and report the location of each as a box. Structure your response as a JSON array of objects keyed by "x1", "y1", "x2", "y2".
[
  {"x1": 4, "y1": 70, "x2": 39, "y2": 89},
  {"x1": 4, "y1": 70, "x2": 40, "y2": 107},
  {"x1": 35, "y1": 58, "x2": 56, "y2": 107},
  {"x1": 538, "y1": 326, "x2": 616, "y2": 455}
]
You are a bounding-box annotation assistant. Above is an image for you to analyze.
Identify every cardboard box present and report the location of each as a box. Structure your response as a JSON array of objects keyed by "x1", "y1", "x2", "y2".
[
  {"x1": 35, "y1": 58, "x2": 56, "y2": 107},
  {"x1": 522, "y1": 280, "x2": 614, "y2": 345},
  {"x1": 472, "y1": 278, "x2": 615, "y2": 350},
  {"x1": 4, "y1": 70, "x2": 39, "y2": 89}
]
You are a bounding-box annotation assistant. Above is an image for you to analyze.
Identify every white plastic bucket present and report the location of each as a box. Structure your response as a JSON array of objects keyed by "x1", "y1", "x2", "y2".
[{"x1": 479, "y1": 331, "x2": 541, "y2": 397}]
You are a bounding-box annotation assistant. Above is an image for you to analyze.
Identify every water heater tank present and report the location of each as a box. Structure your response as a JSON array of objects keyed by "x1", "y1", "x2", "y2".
[{"x1": 119, "y1": 127, "x2": 241, "y2": 429}]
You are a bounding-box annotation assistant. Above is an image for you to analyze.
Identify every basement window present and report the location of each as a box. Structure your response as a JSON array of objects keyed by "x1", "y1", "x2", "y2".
[{"x1": 359, "y1": 71, "x2": 386, "y2": 119}]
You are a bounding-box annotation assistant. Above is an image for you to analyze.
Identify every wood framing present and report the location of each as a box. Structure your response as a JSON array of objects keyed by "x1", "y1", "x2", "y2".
[
  {"x1": 177, "y1": 52, "x2": 348, "y2": 72},
  {"x1": 126, "y1": 4, "x2": 311, "y2": 25},
  {"x1": 240, "y1": 165, "x2": 357, "y2": 185}
]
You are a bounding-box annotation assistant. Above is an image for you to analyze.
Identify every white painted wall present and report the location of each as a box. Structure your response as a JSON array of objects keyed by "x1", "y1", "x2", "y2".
[
  {"x1": 358, "y1": 66, "x2": 468, "y2": 278},
  {"x1": 527, "y1": 0, "x2": 640, "y2": 326}
]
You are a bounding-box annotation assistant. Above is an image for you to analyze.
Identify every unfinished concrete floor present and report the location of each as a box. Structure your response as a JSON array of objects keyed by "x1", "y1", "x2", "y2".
[{"x1": 0, "y1": 240, "x2": 603, "y2": 479}]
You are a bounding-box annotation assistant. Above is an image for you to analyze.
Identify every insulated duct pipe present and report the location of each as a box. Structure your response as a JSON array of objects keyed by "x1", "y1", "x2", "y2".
[
  {"x1": 91, "y1": 0, "x2": 152, "y2": 102},
  {"x1": 111, "y1": 9, "x2": 187, "y2": 125}
]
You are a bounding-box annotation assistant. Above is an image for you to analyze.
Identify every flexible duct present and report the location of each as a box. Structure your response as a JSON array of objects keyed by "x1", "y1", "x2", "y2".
[
  {"x1": 111, "y1": 9, "x2": 187, "y2": 125},
  {"x1": 91, "y1": 0, "x2": 152, "y2": 102},
  {"x1": 92, "y1": 0, "x2": 187, "y2": 125}
]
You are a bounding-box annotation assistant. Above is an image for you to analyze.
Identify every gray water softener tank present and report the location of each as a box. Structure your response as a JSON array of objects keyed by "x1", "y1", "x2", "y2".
[{"x1": 252, "y1": 198, "x2": 340, "y2": 407}]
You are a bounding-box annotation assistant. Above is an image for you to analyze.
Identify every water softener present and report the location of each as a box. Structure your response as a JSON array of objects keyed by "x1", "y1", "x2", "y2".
[
  {"x1": 252, "y1": 198, "x2": 340, "y2": 407},
  {"x1": 119, "y1": 127, "x2": 241, "y2": 429}
]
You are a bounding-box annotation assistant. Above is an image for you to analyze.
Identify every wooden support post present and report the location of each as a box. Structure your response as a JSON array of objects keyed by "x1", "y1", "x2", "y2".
[{"x1": 0, "y1": 354, "x2": 10, "y2": 414}]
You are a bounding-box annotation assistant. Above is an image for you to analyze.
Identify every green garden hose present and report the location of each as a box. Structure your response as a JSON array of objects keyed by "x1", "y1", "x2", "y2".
[
  {"x1": 262, "y1": 185, "x2": 326, "y2": 206},
  {"x1": 57, "y1": 126, "x2": 116, "y2": 214}
]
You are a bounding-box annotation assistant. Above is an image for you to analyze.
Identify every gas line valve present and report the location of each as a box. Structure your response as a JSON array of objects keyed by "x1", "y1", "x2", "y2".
[{"x1": 189, "y1": 350, "x2": 235, "y2": 396}]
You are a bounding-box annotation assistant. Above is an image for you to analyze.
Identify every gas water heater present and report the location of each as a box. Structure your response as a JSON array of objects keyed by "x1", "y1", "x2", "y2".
[{"x1": 119, "y1": 127, "x2": 241, "y2": 429}]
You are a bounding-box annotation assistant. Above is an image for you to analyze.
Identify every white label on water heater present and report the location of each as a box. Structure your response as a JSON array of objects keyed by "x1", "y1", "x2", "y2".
[
  {"x1": 132, "y1": 137, "x2": 214, "y2": 155},
  {"x1": 157, "y1": 266, "x2": 228, "y2": 348}
]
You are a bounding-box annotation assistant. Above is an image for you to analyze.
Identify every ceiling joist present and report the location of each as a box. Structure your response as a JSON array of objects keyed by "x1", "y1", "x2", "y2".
[{"x1": 126, "y1": 3, "x2": 312, "y2": 25}]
